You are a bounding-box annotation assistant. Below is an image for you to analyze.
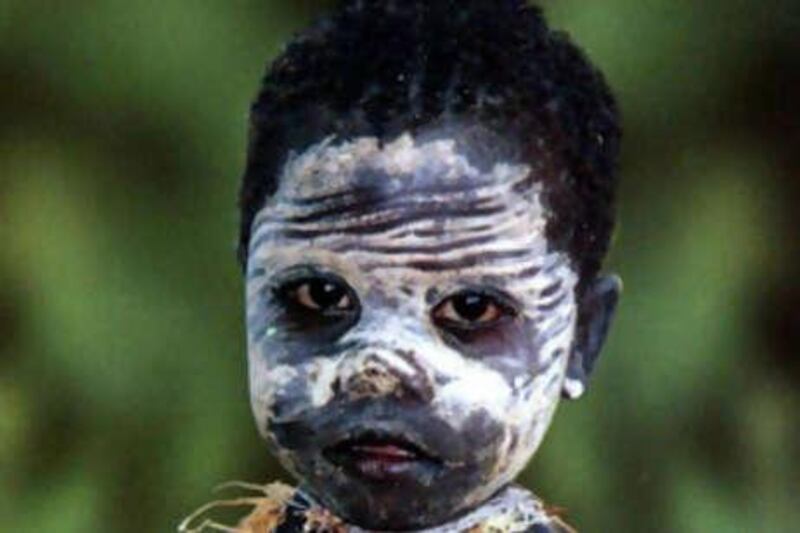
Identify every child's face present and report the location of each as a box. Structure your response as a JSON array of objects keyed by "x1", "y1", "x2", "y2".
[{"x1": 245, "y1": 131, "x2": 581, "y2": 529}]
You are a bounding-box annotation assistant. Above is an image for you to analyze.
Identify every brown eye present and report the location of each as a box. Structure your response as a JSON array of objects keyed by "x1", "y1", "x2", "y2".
[
  {"x1": 272, "y1": 272, "x2": 360, "y2": 342},
  {"x1": 432, "y1": 290, "x2": 516, "y2": 330},
  {"x1": 288, "y1": 278, "x2": 353, "y2": 313}
]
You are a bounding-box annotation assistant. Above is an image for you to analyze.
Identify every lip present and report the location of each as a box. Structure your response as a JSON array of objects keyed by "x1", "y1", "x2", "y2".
[{"x1": 323, "y1": 430, "x2": 444, "y2": 483}]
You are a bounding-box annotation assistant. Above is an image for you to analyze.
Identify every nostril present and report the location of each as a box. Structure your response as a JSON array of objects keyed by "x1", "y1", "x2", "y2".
[{"x1": 330, "y1": 376, "x2": 342, "y2": 396}]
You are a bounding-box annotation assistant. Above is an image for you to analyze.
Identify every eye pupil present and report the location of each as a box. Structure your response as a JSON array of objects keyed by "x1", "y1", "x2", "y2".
[
  {"x1": 453, "y1": 293, "x2": 489, "y2": 321},
  {"x1": 310, "y1": 280, "x2": 345, "y2": 309}
]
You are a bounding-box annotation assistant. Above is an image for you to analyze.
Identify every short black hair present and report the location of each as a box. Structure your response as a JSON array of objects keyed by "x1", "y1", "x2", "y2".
[{"x1": 239, "y1": 0, "x2": 621, "y2": 288}]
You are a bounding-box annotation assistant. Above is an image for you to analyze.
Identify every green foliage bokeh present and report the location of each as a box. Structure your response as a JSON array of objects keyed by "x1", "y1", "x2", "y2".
[{"x1": 1, "y1": 1, "x2": 798, "y2": 531}]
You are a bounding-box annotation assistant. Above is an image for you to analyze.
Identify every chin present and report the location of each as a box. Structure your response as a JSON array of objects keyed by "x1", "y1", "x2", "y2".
[
  {"x1": 267, "y1": 399, "x2": 510, "y2": 529},
  {"x1": 304, "y1": 459, "x2": 510, "y2": 530}
]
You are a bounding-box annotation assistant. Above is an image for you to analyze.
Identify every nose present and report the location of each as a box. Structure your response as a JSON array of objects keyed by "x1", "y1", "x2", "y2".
[{"x1": 337, "y1": 350, "x2": 434, "y2": 403}]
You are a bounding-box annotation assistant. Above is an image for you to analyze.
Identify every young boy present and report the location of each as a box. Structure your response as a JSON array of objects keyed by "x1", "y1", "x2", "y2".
[{"x1": 191, "y1": 1, "x2": 621, "y2": 531}]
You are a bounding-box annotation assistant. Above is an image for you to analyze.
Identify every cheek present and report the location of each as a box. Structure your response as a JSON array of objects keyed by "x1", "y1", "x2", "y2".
[
  {"x1": 441, "y1": 312, "x2": 576, "y2": 478},
  {"x1": 248, "y1": 345, "x2": 343, "y2": 437},
  {"x1": 245, "y1": 288, "x2": 342, "y2": 431},
  {"x1": 432, "y1": 363, "x2": 514, "y2": 425},
  {"x1": 494, "y1": 334, "x2": 575, "y2": 481},
  {"x1": 508, "y1": 352, "x2": 568, "y2": 443}
]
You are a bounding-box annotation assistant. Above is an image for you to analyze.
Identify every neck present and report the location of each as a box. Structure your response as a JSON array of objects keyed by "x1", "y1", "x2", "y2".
[{"x1": 292, "y1": 485, "x2": 571, "y2": 533}]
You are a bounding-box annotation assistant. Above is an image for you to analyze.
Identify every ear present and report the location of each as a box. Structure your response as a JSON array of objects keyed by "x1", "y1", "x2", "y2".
[{"x1": 562, "y1": 274, "x2": 622, "y2": 400}]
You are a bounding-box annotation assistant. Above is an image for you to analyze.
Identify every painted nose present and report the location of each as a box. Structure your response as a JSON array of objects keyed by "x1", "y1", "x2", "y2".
[{"x1": 337, "y1": 351, "x2": 434, "y2": 403}]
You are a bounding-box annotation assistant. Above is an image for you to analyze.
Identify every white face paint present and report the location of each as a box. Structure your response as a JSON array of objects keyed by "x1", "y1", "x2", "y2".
[{"x1": 244, "y1": 131, "x2": 580, "y2": 530}]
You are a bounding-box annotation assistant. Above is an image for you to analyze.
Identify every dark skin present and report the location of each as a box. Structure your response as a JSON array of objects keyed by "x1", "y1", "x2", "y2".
[{"x1": 244, "y1": 129, "x2": 620, "y2": 530}]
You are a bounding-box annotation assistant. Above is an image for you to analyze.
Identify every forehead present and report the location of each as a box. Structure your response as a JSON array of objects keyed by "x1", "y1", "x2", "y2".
[
  {"x1": 271, "y1": 128, "x2": 544, "y2": 199},
  {"x1": 248, "y1": 132, "x2": 571, "y2": 290}
]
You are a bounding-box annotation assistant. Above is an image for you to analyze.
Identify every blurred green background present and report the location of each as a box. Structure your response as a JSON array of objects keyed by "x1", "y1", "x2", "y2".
[{"x1": 1, "y1": 1, "x2": 799, "y2": 531}]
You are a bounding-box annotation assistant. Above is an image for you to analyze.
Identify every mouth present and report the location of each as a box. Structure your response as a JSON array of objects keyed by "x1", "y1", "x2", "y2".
[{"x1": 323, "y1": 430, "x2": 444, "y2": 483}]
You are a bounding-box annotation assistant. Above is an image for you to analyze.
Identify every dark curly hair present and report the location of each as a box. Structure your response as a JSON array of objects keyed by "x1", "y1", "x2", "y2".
[{"x1": 239, "y1": 0, "x2": 621, "y2": 289}]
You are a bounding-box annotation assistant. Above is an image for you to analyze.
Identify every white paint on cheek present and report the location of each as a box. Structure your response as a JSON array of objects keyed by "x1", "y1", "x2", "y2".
[
  {"x1": 251, "y1": 355, "x2": 345, "y2": 411},
  {"x1": 249, "y1": 361, "x2": 297, "y2": 410},
  {"x1": 268, "y1": 365, "x2": 299, "y2": 390},
  {"x1": 512, "y1": 375, "x2": 530, "y2": 390},
  {"x1": 500, "y1": 367, "x2": 566, "y2": 480},
  {"x1": 497, "y1": 307, "x2": 578, "y2": 484},
  {"x1": 434, "y1": 363, "x2": 513, "y2": 424},
  {"x1": 307, "y1": 355, "x2": 344, "y2": 407},
  {"x1": 247, "y1": 352, "x2": 296, "y2": 437}
]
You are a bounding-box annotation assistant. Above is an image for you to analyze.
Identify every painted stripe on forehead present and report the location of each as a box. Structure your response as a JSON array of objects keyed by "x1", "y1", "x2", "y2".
[
  {"x1": 359, "y1": 248, "x2": 534, "y2": 273},
  {"x1": 285, "y1": 188, "x2": 357, "y2": 206},
  {"x1": 248, "y1": 222, "x2": 566, "y2": 284},
  {"x1": 244, "y1": 133, "x2": 580, "y2": 290},
  {"x1": 410, "y1": 224, "x2": 494, "y2": 237},
  {"x1": 252, "y1": 202, "x2": 509, "y2": 243},
  {"x1": 266, "y1": 134, "x2": 538, "y2": 221},
  {"x1": 273, "y1": 158, "x2": 533, "y2": 208},
  {"x1": 283, "y1": 179, "x2": 518, "y2": 209},
  {"x1": 249, "y1": 195, "x2": 537, "y2": 255},
  {"x1": 275, "y1": 184, "x2": 511, "y2": 225},
  {"x1": 248, "y1": 132, "x2": 551, "y2": 250},
  {"x1": 509, "y1": 251, "x2": 577, "y2": 281},
  {"x1": 250, "y1": 198, "x2": 532, "y2": 247},
  {"x1": 248, "y1": 240, "x2": 568, "y2": 286},
  {"x1": 256, "y1": 193, "x2": 501, "y2": 228},
  {"x1": 329, "y1": 234, "x2": 497, "y2": 255},
  {"x1": 249, "y1": 220, "x2": 552, "y2": 280}
]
